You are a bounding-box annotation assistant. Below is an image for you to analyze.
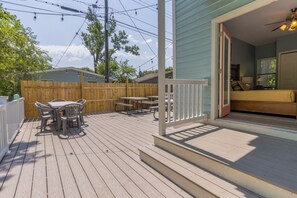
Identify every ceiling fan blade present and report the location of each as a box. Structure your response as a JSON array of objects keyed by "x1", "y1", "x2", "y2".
[
  {"x1": 265, "y1": 20, "x2": 285, "y2": 26},
  {"x1": 271, "y1": 25, "x2": 282, "y2": 32}
]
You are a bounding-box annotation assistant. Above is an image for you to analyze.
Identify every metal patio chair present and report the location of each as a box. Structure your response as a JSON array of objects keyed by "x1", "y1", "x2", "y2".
[
  {"x1": 51, "y1": 98, "x2": 66, "y2": 102},
  {"x1": 76, "y1": 99, "x2": 86, "y2": 125},
  {"x1": 60, "y1": 103, "x2": 81, "y2": 135},
  {"x1": 35, "y1": 101, "x2": 54, "y2": 133}
]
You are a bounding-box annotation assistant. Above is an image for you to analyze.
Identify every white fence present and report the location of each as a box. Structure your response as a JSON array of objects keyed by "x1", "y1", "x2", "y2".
[
  {"x1": 164, "y1": 79, "x2": 208, "y2": 128},
  {"x1": 0, "y1": 98, "x2": 25, "y2": 161}
]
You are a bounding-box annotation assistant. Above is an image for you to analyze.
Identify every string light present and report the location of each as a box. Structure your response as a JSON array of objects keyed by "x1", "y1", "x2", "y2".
[
  {"x1": 61, "y1": 14, "x2": 64, "y2": 21},
  {"x1": 33, "y1": 12, "x2": 37, "y2": 20}
]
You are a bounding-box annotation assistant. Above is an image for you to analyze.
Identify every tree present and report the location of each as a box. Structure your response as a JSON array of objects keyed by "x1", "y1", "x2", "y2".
[
  {"x1": 80, "y1": 67, "x2": 94, "y2": 73},
  {"x1": 115, "y1": 60, "x2": 136, "y2": 83},
  {"x1": 81, "y1": 8, "x2": 139, "y2": 74},
  {"x1": 0, "y1": 7, "x2": 51, "y2": 97},
  {"x1": 97, "y1": 59, "x2": 136, "y2": 82},
  {"x1": 139, "y1": 66, "x2": 173, "y2": 77}
]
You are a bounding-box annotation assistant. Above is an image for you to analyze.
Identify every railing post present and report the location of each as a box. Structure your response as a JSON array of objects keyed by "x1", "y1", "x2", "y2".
[{"x1": 158, "y1": 0, "x2": 166, "y2": 136}]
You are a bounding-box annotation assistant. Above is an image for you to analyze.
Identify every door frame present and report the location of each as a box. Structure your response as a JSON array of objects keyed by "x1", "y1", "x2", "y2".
[{"x1": 209, "y1": 0, "x2": 277, "y2": 121}]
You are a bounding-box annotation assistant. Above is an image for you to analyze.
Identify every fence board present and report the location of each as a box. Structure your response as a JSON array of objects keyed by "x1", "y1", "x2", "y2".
[{"x1": 21, "y1": 81, "x2": 158, "y2": 118}]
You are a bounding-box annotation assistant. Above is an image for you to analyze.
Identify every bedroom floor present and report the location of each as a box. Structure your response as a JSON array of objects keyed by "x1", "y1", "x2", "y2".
[{"x1": 223, "y1": 111, "x2": 297, "y2": 131}]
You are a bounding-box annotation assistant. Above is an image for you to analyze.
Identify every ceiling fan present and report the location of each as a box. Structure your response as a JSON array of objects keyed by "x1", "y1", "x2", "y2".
[{"x1": 267, "y1": 8, "x2": 297, "y2": 32}]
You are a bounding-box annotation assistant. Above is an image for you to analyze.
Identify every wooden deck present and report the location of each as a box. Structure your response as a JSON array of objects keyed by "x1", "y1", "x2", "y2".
[
  {"x1": 0, "y1": 112, "x2": 192, "y2": 198},
  {"x1": 166, "y1": 123, "x2": 297, "y2": 193},
  {"x1": 224, "y1": 112, "x2": 297, "y2": 131}
]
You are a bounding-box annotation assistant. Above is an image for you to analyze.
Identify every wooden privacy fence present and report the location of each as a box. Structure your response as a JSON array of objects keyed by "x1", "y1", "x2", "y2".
[{"x1": 21, "y1": 80, "x2": 158, "y2": 118}]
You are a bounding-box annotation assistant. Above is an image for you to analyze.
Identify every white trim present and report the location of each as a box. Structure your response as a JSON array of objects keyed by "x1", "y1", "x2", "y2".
[
  {"x1": 210, "y1": 0, "x2": 278, "y2": 121},
  {"x1": 172, "y1": 0, "x2": 176, "y2": 79},
  {"x1": 207, "y1": 119, "x2": 297, "y2": 141},
  {"x1": 158, "y1": 0, "x2": 166, "y2": 136}
]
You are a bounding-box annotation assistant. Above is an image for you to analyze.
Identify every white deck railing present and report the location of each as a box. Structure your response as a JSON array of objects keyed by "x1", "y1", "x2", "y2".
[
  {"x1": 163, "y1": 79, "x2": 208, "y2": 128},
  {"x1": 0, "y1": 98, "x2": 25, "y2": 161}
]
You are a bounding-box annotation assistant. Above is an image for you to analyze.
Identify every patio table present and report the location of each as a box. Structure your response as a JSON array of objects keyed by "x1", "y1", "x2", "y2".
[
  {"x1": 119, "y1": 97, "x2": 148, "y2": 112},
  {"x1": 48, "y1": 101, "x2": 78, "y2": 109},
  {"x1": 48, "y1": 101, "x2": 78, "y2": 131}
]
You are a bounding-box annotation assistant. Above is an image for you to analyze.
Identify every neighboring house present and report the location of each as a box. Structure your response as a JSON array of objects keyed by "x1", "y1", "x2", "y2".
[
  {"x1": 34, "y1": 67, "x2": 105, "y2": 83},
  {"x1": 134, "y1": 71, "x2": 173, "y2": 83},
  {"x1": 140, "y1": 1, "x2": 297, "y2": 198}
]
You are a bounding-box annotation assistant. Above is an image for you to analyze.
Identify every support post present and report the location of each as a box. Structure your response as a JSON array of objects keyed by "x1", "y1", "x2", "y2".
[
  {"x1": 80, "y1": 72, "x2": 84, "y2": 99},
  {"x1": 104, "y1": 0, "x2": 109, "y2": 83},
  {"x1": 158, "y1": 0, "x2": 166, "y2": 136}
]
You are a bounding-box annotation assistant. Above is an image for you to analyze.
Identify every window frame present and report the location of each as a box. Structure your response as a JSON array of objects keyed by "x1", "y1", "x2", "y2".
[{"x1": 256, "y1": 57, "x2": 277, "y2": 89}]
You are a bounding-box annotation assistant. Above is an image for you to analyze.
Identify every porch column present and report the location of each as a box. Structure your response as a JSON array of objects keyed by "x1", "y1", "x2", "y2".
[{"x1": 158, "y1": 0, "x2": 166, "y2": 136}]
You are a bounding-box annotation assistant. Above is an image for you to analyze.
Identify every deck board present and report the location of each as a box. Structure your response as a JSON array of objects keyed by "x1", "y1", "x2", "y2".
[
  {"x1": 0, "y1": 112, "x2": 192, "y2": 197},
  {"x1": 167, "y1": 124, "x2": 297, "y2": 193}
]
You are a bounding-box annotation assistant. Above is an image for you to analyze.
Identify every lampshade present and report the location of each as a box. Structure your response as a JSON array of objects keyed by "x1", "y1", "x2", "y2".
[
  {"x1": 241, "y1": 76, "x2": 253, "y2": 84},
  {"x1": 257, "y1": 77, "x2": 263, "y2": 82},
  {"x1": 280, "y1": 24, "x2": 287, "y2": 31}
]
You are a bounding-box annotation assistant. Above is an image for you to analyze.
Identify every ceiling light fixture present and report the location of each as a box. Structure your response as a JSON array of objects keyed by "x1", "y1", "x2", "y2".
[{"x1": 280, "y1": 24, "x2": 287, "y2": 31}]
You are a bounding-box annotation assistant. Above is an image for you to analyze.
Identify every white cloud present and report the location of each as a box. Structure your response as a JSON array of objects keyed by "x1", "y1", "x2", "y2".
[
  {"x1": 128, "y1": 34, "x2": 140, "y2": 44},
  {"x1": 141, "y1": 38, "x2": 153, "y2": 44},
  {"x1": 39, "y1": 44, "x2": 93, "y2": 68}
]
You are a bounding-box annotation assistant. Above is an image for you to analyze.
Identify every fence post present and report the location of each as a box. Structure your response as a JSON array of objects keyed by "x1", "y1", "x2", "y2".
[
  {"x1": 80, "y1": 72, "x2": 84, "y2": 99},
  {"x1": 126, "y1": 77, "x2": 128, "y2": 97}
]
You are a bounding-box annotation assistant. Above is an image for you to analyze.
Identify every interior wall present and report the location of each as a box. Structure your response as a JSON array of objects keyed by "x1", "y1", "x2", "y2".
[
  {"x1": 255, "y1": 42, "x2": 276, "y2": 59},
  {"x1": 276, "y1": 32, "x2": 297, "y2": 54},
  {"x1": 231, "y1": 37, "x2": 255, "y2": 78}
]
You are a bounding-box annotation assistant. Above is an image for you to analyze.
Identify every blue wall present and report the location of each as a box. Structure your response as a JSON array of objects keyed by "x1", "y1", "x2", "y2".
[
  {"x1": 232, "y1": 37, "x2": 255, "y2": 77},
  {"x1": 175, "y1": 0, "x2": 253, "y2": 114},
  {"x1": 37, "y1": 70, "x2": 105, "y2": 83},
  {"x1": 276, "y1": 32, "x2": 297, "y2": 55}
]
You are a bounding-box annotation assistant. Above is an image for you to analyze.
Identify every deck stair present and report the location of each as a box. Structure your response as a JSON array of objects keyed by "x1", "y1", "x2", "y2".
[
  {"x1": 140, "y1": 134, "x2": 297, "y2": 198},
  {"x1": 140, "y1": 146, "x2": 260, "y2": 198}
]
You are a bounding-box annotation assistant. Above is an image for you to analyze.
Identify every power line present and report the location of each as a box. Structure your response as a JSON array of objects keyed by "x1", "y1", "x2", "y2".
[
  {"x1": 112, "y1": 3, "x2": 157, "y2": 14},
  {"x1": 118, "y1": 0, "x2": 156, "y2": 56},
  {"x1": 0, "y1": 0, "x2": 67, "y2": 14},
  {"x1": 4, "y1": 7, "x2": 85, "y2": 17},
  {"x1": 136, "y1": 43, "x2": 172, "y2": 71},
  {"x1": 34, "y1": 0, "x2": 87, "y2": 13},
  {"x1": 110, "y1": 7, "x2": 172, "y2": 35},
  {"x1": 55, "y1": 18, "x2": 87, "y2": 67},
  {"x1": 130, "y1": 0, "x2": 172, "y2": 19}
]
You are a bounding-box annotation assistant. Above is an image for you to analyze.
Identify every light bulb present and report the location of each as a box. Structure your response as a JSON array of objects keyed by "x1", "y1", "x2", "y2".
[{"x1": 279, "y1": 24, "x2": 287, "y2": 31}]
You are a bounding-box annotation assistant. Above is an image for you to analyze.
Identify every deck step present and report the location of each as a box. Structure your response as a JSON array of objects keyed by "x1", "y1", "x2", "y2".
[
  {"x1": 140, "y1": 146, "x2": 260, "y2": 198},
  {"x1": 153, "y1": 134, "x2": 297, "y2": 198}
]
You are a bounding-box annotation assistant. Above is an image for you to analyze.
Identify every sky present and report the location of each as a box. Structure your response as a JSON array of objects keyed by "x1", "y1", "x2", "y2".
[{"x1": 1, "y1": 0, "x2": 173, "y2": 73}]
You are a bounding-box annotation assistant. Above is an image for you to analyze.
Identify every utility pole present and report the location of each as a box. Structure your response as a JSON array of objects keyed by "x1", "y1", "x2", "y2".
[{"x1": 104, "y1": 0, "x2": 109, "y2": 83}]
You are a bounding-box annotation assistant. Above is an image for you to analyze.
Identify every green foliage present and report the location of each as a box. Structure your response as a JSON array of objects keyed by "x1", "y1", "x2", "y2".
[
  {"x1": 80, "y1": 67, "x2": 94, "y2": 73},
  {"x1": 140, "y1": 70, "x2": 157, "y2": 77},
  {"x1": 0, "y1": 7, "x2": 52, "y2": 97},
  {"x1": 139, "y1": 66, "x2": 173, "y2": 77},
  {"x1": 97, "y1": 59, "x2": 136, "y2": 82},
  {"x1": 81, "y1": 8, "x2": 139, "y2": 74}
]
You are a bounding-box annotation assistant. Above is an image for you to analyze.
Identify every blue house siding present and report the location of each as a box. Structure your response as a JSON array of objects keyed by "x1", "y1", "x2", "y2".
[
  {"x1": 36, "y1": 69, "x2": 105, "y2": 83},
  {"x1": 175, "y1": 0, "x2": 253, "y2": 115}
]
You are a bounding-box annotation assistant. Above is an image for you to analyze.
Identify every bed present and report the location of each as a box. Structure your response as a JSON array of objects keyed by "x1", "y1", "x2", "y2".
[{"x1": 230, "y1": 90, "x2": 297, "y2": 118}]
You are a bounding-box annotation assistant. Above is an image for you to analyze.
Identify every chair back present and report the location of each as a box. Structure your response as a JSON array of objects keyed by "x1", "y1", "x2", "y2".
[
  {"x1": 35, "y1": 101, "x2": 53, "y2": 116},
  {"x1": 63, "y1": 104, "x2": 81, "y2": 120},
  {"x1": 77, "y1": 99, "x2": 86, "y2": 111},
  {"x1": 51, "y1": 99, "x2": 66, "y2": 102}
]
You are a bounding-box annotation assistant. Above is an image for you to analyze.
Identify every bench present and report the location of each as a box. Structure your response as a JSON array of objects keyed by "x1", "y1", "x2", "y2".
[
  {"x1": 142, "y1": 101, "x2": 158, "y2": 105},
  {"x1": 115, "y1": 103, "x2": 133, "y2": 114},
  {"x1": 149, "y1": 104, "x2": 173, "y2": 120},
  {"x1": 149, "y1": 106, "x2": 159, "y2": 120}
]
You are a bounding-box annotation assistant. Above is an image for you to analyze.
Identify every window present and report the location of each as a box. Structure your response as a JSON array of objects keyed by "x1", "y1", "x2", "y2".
[{"x1": 256, "y1": 57, "x2": 276, "y2": 89}]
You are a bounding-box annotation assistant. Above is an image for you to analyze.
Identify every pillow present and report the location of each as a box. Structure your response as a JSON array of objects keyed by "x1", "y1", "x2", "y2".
[
  {"x1": 237, "y1": 81, "x2": 247, "y2": 90},
  {"x1": 231, "y1": 81, "x2": 244, "y2": 91}
]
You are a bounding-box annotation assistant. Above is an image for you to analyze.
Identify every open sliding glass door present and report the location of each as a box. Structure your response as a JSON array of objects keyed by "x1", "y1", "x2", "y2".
[{"x1": 219, "y1": 24, "x2": 231, "y2": 117}]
